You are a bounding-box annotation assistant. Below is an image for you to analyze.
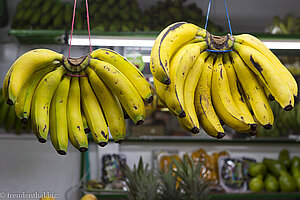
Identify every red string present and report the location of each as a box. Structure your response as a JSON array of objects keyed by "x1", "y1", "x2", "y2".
[
  {"x1": 85, "y1": 0, "x2": 92, "y2": 53},
  {"x1": 68, "y1": 0, "x2": 77, "y2": 58},
  {"x1": 68, "y1": 0, "x2": 92, "y2": 58}
]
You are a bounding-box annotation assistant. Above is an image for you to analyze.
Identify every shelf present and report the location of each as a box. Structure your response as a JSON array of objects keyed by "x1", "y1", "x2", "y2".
[
  {"x1": 81, "y1": 188, "x2": 300, "y2": 200},
  {"x1": 121, "y1": 136, "x2": 300, "y2": 144}
]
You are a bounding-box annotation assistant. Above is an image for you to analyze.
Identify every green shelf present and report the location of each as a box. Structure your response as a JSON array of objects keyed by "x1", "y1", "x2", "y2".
[
  {"x1": 80, "y1": 188, "x2": 300, "y2": 200},
  {"x1": 9, "y1": 29, "x2": 300, "y2": 46},
  {"x1": 117, "y1": 136, "x2": 300, "y2": 144}
]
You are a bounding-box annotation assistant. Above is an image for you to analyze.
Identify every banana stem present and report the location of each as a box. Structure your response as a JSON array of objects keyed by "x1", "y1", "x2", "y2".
[
  {"x1": 62, "y1": 54, "x2": 91, "y2": 73},
  {"x1": 206, "y1": 32, "x2": 234, "y2": 51}
]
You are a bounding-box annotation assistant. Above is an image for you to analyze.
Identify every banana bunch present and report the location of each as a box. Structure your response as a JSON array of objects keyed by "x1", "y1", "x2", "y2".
[
  {"x1": 150, "y1": 22, "x2": 298, "y2": 138},
  {"x1": 3, "y1": 48, "x2": 153, "y2": 155}
]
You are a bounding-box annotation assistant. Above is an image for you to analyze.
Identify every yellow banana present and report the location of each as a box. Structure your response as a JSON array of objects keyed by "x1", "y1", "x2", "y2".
[
  {"x1": 80, "y1": 75, "x2": 109, "y2": 147},
  {"x1": 5, "y1": 49, "x2": 63, "y2": 104},
  {"x1": 88, "y1": 59, "x2": 145, "y2": 125},
  {"x1": 223, "y1": 53, "x2": 257, "y2": 133},
  {"x1": 31, "y1": 66, "x2": 66, "y2": 143},
  {"x1": 67, "y1": 76, "x2": 88, "y2": 152},
  {"x1": 86, "y1": 67, "x2": 126, "y2": 143},
  {"x1": 258, "y1": 78, "x2": 275, "y2": 101},
  {"x1": 81, "y1": 111, "x2": 90, "y2": 133},
  {"x1": 91, "y1": 48, "x2": 153, "y2": 103},
  {"x1": 212, "y1": 54, "x2": 251, "y2": 132},
  {"x1": 150, "y1": 22, "x2": 207, "y2": 84},
  {"x1": 230, "y1": 51, "x2": 274, "y2": 129},
  {"x1": 153, "y1": 76, "x2": 184, "y2": 117},
  {"x1": 15, "y1": 63, "x2": 59, "y2": 123},
  {"x1": 234, "y1": 34, "x2": 298, "y2": 97},
  {"x1": 233, "y1": 43, "x2": 294, "y2": 111},
  {"x1": 49, "y1": 75, "x2": 71, "y2": 155},
  {"x1": 195, "y1": 54, "x2": 225, "y2": 138},
  {"x1": 172, "y1": 42, "x2": 208, "y2": 110},
  {"x1": 180, "y1": 51, "x2": 210, "y2": 133}
]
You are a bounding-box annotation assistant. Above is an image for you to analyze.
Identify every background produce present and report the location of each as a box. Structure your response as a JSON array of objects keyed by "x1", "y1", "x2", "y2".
[
  {"x1": 248, "y1": 149, "x2": 300, "y2": 193},
  {"x1": 12, "y1": 0, "x2": 73, "y2": 30},
  {"x1": 267, "y1": 14, "x2": 300, "y2": 34},
  {"x1": 11, "y1": 0, "x2": 222, "y2": 32},
  {"x1": 257, "y1": 101, "x2": 300, "y2": 138},
  {"x1": 0, "y1": 88, "x2": 31, "y2": 134}
]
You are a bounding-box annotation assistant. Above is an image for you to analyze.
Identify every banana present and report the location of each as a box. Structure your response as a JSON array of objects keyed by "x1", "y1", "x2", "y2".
[
  {"x1": 90, "y1": 48, "x2": 153, "y2": 103},
  {"x1": 88, "y1": 59, "x2": 145, "y2": 125},
  {"x1": 5, "y1": 49, "x2": 63, "y2": 104},
  {"x1": 233, "y1": 43, "x2": 294, "y2": 111},
  {"x1": 180, "y1": 51, "x2": 210, "y2": 133},
  {"x1": 212, "y1": 54, "x2": 251, "y2": 132},
  {"x1": 194, "y1": 54, "x2": 225, "y2": 138},
  {"x1": 15, "y1": 63, "x2": 58, "y2": 123},
  {"x1": 258, "y1": 78, "x2": 275, "y2": 101},
  {"x1": 49, "y1": 75, "x2": 71, "y2": 155},
  {"x1": 153, "y1": 75, "x2": 184, "y2": 117},
  {"x1": 80, "y1": 75, "x2": 109, "y2": 147},
  {"x1": 223, "y1": 53, "x2": 257, "y2": 133},
  {"x1": 150, "y1": 22, "x2": 206, "y2": 84},
  {"x1": 86, "y1": 67, "x2": 126, "y2": 143},
  {"x1": 81, "y1": 111, "x2": 90, "y2": 133},
  {"x1": 234, "y1": 34, "x2": 298, "y2": 97},
  {"x1": 67, "y1": 76, "x2": 88, "y2": 152},
  {"x1": 31, "y1": 66, "x2": 66, "y2": 143},
  {"x1": 230, "y1": 51, "x2": 274, "y2": 129},
  {"x1": 172, "y1": 42, "x2": 208, "y2": 110}
]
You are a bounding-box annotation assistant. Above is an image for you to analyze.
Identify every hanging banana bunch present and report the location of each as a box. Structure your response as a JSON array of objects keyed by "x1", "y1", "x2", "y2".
[
  {"x1": 150, "y1": 22, "x2": 298, "y2": 138},
  {"x1": 3, "y1": 48, "x2": 153, "y2": 155}
]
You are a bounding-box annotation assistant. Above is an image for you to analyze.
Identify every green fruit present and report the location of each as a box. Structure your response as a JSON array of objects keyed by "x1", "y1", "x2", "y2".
[
  {"x1": 42, "y1": 0, "x2": 55, "y2": 14},
  {"x1": 291, "y1": 156, "x2": 300, "y2": 173},
  {"x1": 263, "y1": 158, "x2": 286, "y2": 177},
  {"x1": 264, "y1": 174, "x2": 279, "y2": 192},
  {"x1": 279, "y1": 149, "x2": 291, "y2": 169},
  {"x1": 30, "y1": 10, "x2": 41, "y2": 26},
  {"x1": 249, "y1": 163, "x2": 267, "y2": 177},
  {"x1": 0, "y1": 102, "x2": 10, "y2": 125},
  {"x1": 40, "y1": 13, "x2": 52, "y2": 27},
  {"x1": 53, "y1": 12, "x2": 64, "y2": 29},
  {"x1": 50, "y1": 2, "x2": 64, "y2": 18},
  {"x1": 64, "y1": 3, "x2": 72, "y2": 28},
  {"x1": 23, "y1": 9, "x2": 35, "y2": 22},
  {"x1": 293, "y1": 171, "x2": 300, "y2": 191},
  {"x1": 249, "y1": 176, "x2": 264, "y2": 193},
  {"x1": 279, "y1": 170, "x2": 296, "y2": 192},
  {"x1": 5, "y1": 106, "x2": 16, "y2": 132}
]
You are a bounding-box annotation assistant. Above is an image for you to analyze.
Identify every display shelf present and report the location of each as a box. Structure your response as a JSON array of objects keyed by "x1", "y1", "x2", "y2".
[
  {"x1": 120, "y1": 136, "x2": 300, "y2": 144},
  {"x1": 80, "y1": 188, "x2": 300, "y2": 200},
  {"x1": 9, "y1": 29, "x2": 300, "y2": 50}
]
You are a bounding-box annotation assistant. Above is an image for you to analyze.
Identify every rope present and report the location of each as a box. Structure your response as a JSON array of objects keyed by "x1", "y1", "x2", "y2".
[
  {"x1": 68, "y1": 0, "x2": 92, "y2": 58},
  {"x1": 85, "y1": 0, "x2": 92, "y2": 53},
  {"x1": 204, "y1": 0, "x2": 233, "y2": 35},
  {"x1": 204, "y1": 0, "x2": 233, "y2": 53},
  {"x1": 68, "y1": 0, "x2": 77, "y2": 58}
]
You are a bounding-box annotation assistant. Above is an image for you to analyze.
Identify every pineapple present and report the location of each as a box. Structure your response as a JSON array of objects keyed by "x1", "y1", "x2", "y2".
[
  {"x1": 121, "y1": 157, "x2": 159, "y2": 200},
  {"x1": 172, "y1": 156, "x2": 211, "y2": 200},
  {"x1": 157, "y1": 164, "x2": 184, "y2": 200}
]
